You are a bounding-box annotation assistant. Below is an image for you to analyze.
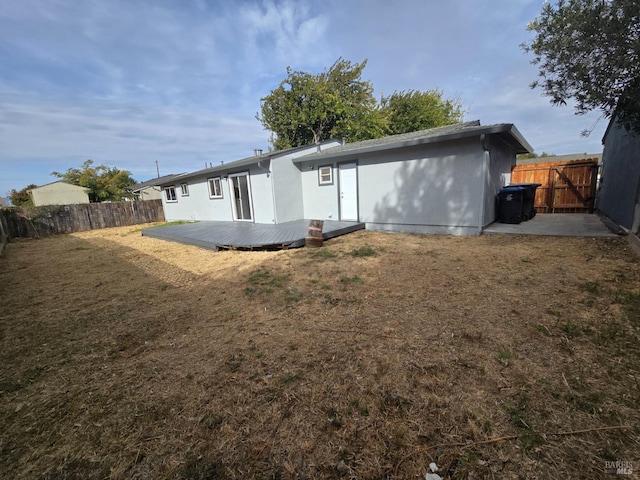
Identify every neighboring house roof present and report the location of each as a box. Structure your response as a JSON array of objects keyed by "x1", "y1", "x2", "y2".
[
  {"x1": 129, "y1": 174, "x2": 185, "y2": 192},
  {"x1": 293, "y1": 121, "x2": 533, "y2": 164},
  {"x1": 157, "y1": 140, "x2": 339, "y2": 186},
  {"x1": 28, "y1": 181, "x2": 90, "y2": 192}
]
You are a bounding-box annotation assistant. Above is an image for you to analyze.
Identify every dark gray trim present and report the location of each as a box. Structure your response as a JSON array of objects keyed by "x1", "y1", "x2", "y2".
[
  {"x1": 294, "y1": 122, "x2": 533, "y2": 164},
  {"x1": 130, "y1": 173, "x2": 185, "y2": 191}
]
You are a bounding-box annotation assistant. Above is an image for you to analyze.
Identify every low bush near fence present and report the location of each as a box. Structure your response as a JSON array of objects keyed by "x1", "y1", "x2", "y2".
[{"x1": 0, "y1": 200, "x2": 164, "y2": 239}]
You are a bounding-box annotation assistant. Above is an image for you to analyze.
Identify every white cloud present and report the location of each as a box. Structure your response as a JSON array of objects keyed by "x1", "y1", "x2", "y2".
[
  {"x1": 240, "y1": 0, "x2": 330, "y2": 68},
  {"x1": 0, "y1": 0, "x2": 610, "y2": 195}
]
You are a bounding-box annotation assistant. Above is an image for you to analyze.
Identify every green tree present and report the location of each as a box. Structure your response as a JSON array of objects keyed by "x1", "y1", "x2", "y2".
[
  {"x1": 523, "y1": 0, "x2": 640, "y2": 132},
  {"x1": 52, "y1": 160, "x2": 136, "y2": 202},
  {"x1": 259, "y1": 58, "x2": 467, "y2": 149},
  {"x1": 516, "y1": 151, "x2": 557, "y2": 161},
  {"x1": 380, "y1": 89, "x2": 465, "y2": 135},
  {"x1": 9, "y1": 184, "x2": 37, "y2": 207},
  {"x1": 258, "y1": 58, "x2": 384, "y2": 149}
]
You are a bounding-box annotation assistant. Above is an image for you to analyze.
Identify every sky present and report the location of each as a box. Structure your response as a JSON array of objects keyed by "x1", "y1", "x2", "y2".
[{"x1": 0, "y1": 0, "x2": 608, "y2": 198}]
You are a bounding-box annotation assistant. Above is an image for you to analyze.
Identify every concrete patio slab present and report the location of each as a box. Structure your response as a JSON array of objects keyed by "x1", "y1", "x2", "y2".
[
  {"x1": 142, "y1": 219, "x2": 365, "y2": 250},
  {"x1": 483, "y1": 214, "x2": 617, "y2": 237}
]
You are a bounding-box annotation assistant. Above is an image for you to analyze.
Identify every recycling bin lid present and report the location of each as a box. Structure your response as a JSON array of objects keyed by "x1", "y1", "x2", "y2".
[{"x1": 500, "y1": 186, "x2": 526, "y2": 192}]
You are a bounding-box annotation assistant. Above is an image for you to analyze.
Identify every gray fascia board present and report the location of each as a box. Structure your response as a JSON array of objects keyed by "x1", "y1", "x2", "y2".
[
  {"x1": 156, "y1": 158, "x2": 267, "y2": 186},
  {"x1": 294, "y1": 124, "x2": 533, "y2": 163},
  {"x1": 502, "y1": 124, "x2": 534, "y2": 154}
]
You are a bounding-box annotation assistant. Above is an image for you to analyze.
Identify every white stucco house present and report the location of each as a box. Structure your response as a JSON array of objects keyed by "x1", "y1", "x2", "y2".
[
  {"x1": 155, "y1": 121, "x2": 532, "y2": 235},
  {"x1": 29, "y1": 181, "x2": 90, "y2": 207}
]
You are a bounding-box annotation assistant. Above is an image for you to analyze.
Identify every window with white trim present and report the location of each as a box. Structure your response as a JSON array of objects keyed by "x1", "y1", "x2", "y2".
[
  {"x1": 180, "y1": 183, "x2": 189, "y2": 196},
  {"x1": 164, "y1": 186, "x2": 177, "y2": 202},
  {"x1": 318, "y1": 165, "x2": 333, "y2": 185},
  {"x1": 208, "y1": 177, "x2": 223, "y2": 198}
]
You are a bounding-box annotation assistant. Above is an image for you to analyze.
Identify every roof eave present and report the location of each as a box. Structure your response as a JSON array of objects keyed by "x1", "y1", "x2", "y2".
[
  {"x1": 293, "y1": 124, "x2": 533, "y2": 163},
  {"x1": 156, "y1": 140, "x2": 340, "y2": 186}
]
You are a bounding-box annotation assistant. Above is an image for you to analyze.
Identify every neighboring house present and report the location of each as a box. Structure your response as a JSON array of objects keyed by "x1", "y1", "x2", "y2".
[
  {"x1": 597, "y1": 115, "x2": 640, "y2": 235},
  {"x1": 129, "y1": 174, "x2": 184, "y2": 201},
  {"x1": 28, "y1": 181, "x2": 90, "y2": 207},
  {"x1": 157, "y1": 121, "x2": 532, "y2": 235}
]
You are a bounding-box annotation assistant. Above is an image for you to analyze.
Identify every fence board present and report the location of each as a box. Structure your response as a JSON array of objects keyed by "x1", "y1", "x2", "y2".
[
  {"x1": 0, "y1": 212, "x2": 8, "y2": 254},
  {"x1": 0, "y1": 200, "x2": 165, "y2": 240},
  {"x1": 512, "y1": 159, "x2": 599, "y2": 213}
]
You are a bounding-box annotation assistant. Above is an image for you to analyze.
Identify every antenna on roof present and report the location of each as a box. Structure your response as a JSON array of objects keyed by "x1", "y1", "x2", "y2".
[{"x1": 155, "y1": 160, "x2": 160, "y2": 178}]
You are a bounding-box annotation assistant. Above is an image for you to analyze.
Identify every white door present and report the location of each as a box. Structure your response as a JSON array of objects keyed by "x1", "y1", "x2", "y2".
[
  {"x1": 339, "y1": 163, "x2": 358, "y2": 221},
  {"x1": 229, "y1": 173, "x2": 253, "y2": 221}
]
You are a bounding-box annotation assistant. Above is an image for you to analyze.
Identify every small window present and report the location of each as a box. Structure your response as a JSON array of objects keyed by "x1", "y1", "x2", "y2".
[
  {"x1": 164, "y1": 186, "x2": 177, "y2": 202},
  {"x1": 180, "y1": 183, "x2": 189, "y2": 196},
  {"x1": 318, "y1": 165, "x2": 333, "y2": 185},
  {"x1": 208, "y1": 177, "x2": 223, "y2": 198}
]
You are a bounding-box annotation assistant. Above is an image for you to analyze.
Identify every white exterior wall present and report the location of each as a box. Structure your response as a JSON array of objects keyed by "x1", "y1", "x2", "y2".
[
  {"x1": 301, "y1": 139, "x2": 487, "y2": 235},
  {"x1": 161, "y1": 178, "x2": 231, "y2": 222},
  {"x1": 161, "y1": 166, "x2": 276, "y2": 223},
  {"x1": 301, "y1": 162, "x2": 340, "y2": 220},
  {"x1": 272, "y1": 140, "x2": 342, "y2": 222},
  {"x1": 30, "y1": 182, "x2": 90, "y2": 206},
  {"x1": 248, "y1": 164, "x2": 276, "y2": 223},
  {"x1": 271, "y1": 157, "x2": 303, "y2": 222},
  {"x1": 161, "y1": 142, "x2": 342, "y2": 224},
  {"x1": 484, "y1": 137, "x2": 517, "y2": 227}
]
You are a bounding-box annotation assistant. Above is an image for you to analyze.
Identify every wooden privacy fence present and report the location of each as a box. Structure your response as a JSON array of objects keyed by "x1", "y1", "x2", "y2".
[
  {"x1": 0, "y1": 213, "x2": 8, "y2": 254},
  {"x1": 0, "y1": 200, "x2": 164, "y2": 240},
  {"x1": 511, "y1": 159, "x2": 599, "y2": 213}
]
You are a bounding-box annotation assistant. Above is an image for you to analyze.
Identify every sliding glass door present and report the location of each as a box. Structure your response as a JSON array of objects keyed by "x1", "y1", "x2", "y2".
[{"x1": 229, "y1": 172, "x2": 253, "y2": 221}]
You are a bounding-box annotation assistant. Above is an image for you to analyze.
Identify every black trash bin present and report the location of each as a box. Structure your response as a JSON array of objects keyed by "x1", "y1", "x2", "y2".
[
  {"x1": 498, "y1": 186, "x2": 526, "y2": 224},
  {"x1": 509, "y1": 183, "x2": 541, "y2": 220}
]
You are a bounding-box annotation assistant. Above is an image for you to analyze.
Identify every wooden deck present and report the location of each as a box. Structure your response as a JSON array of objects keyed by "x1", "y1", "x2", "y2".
[{"x1": 141, "y1": 220, "x2": 365, "y2": 250}]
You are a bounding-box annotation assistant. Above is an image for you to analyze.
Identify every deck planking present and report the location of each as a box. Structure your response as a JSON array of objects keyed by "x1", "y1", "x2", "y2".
[{"x1": 141, "y1": 219, "x2": 365, "y2": 250}]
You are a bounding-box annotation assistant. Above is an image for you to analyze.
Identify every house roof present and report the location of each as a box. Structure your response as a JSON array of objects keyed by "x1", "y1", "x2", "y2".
[
  {"x1": 156, "y1": 140, "x2": 340, "y2": 186},
  {"x1": 29, "y1": 181, "x2": 90, "y2": 192},
  {"x1": 293, "y1": 121, "x2": 533, "y2": 163},
  {"x1": 129, "y1": 174, "x2": 185, "y2": 192}
]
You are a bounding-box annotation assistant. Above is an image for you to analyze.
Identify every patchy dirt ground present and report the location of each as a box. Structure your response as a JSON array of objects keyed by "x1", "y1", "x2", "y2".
[{"x1": 1, "y1": 224, "x2": 639, "y2": 479}]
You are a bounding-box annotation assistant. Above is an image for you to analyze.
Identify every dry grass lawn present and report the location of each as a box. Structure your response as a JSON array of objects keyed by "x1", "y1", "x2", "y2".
[{"x1": 1, "y1": 223, "x2": 639, "y2": 479}]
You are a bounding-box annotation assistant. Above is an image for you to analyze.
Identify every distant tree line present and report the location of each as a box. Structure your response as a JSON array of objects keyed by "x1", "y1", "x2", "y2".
[{"x1": 9, "y1": 160, "x2": 136, "y2": 206}]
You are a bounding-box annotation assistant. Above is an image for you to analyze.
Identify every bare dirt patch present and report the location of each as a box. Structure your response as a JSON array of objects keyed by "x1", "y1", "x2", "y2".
[{"x1": 1, "y1": 224, "x2": 639, "y2": 479}]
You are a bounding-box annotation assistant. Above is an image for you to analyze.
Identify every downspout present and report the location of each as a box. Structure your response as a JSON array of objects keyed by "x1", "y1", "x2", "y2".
[{"x1": 477, "y1": 134, "x2": 490, "y2": 235}]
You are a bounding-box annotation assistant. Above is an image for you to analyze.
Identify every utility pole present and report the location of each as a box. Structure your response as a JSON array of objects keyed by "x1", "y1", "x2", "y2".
[{"x1": 155, "y1": 160, "x2": 160, "y2": 178}]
